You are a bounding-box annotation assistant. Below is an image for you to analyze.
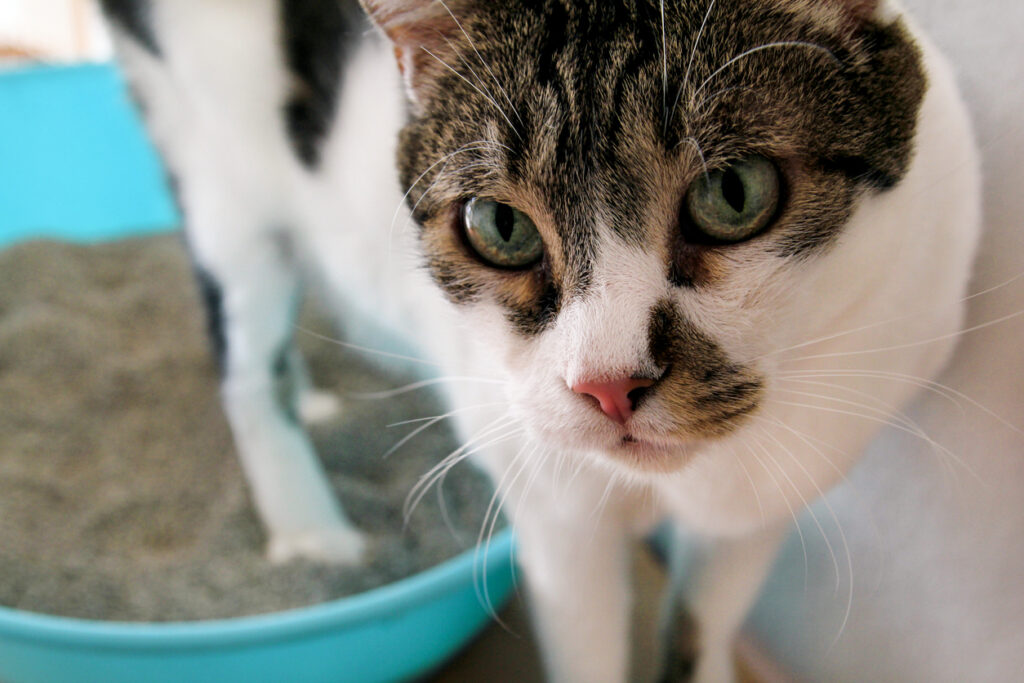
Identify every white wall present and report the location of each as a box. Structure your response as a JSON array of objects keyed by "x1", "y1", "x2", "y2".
[{"x1": 748, "y1": 2, "x2": 1024, "y2": 680}]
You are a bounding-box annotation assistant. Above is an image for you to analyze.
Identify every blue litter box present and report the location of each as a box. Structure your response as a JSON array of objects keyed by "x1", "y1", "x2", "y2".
[{"x1": 0, "y1": 63, "x2": 515, "y2": 683}]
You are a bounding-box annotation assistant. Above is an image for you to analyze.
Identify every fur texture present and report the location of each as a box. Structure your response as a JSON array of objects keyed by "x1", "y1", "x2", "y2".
[{"x1": 103, "y1": 1, "x2": 980, "y2": 680}]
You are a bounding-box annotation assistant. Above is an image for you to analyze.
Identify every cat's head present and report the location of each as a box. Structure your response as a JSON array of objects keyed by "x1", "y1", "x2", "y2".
[{"x1": 362, "y1": 0, "x2": 926, "y2": 476}]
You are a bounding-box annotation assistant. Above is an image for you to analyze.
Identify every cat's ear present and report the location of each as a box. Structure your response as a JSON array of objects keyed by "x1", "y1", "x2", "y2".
[
  {"x1": 799, "y1": 0, "x2": 896, "y2": 35},
  {"x1": 832, "y1": 0, "x2": 878, "y2": 21},
  {"x1": 359, "y1": 0, "x2": 466, "y2": 110},
  {"x1": 824, "y1": 0, "x2": 899, "y2": 25}
]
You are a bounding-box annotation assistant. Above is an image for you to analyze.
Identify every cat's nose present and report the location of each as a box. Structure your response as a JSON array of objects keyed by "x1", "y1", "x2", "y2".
[{"x1": 571, "y1": 376, "x2": 656, "y2": 425}]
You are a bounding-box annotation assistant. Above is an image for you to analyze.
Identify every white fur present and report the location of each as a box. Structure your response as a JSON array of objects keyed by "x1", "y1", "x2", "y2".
[{"x1": 108, "y1": 2, "x2": 980, "y2": 680}]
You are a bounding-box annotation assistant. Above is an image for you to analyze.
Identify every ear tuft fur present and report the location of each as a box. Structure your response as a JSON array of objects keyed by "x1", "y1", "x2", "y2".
[
  {"x1": 836, "y1": 0, "x2": 878, "y2": 21},
  {"x1": 359, "y1": 0, "x2": 467, "y2": 109}
]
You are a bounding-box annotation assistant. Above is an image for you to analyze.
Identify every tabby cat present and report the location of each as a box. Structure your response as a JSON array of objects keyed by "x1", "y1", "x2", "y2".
[{"x1": 101, "y1": 0, "x2": 980, "y2": 680}]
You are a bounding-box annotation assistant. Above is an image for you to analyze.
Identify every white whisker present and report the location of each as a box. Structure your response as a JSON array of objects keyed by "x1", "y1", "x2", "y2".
[
  {"x1": 731, "y1": 440, "x2": 766, "y2": 528},
  {"x1": 660, "y1": 0, "x2": 668, "y2": 132},
  {"x1": 354, "y1": 376, "x2": 506, "y2": 401},
  {"x1": 475, "y1": 444, "x2": 533, "y2": 624},
  {"x1": 691, "y1": 41, "x2": 840, "y2": 106},
  {"x1": 769, "y1": 395, "x2": 982, "y2": 483},
  {"x1": 420, "y1": 46, "x2": 520, "y2": 136},
  {"x1": 779, "y1": 369, "x2": 1024, "y2": 436},
  {"x1": 437, "y1": 0, "x2": 523, "y2": 126},
  {"x1": 386, "y1": 401, "x2": 506, "y2": 428},
  {"x1": 678, "y1": 135, "x2": 711, "y2": 182},
  {"x1": 755, "y1": 422, "x2": 855, "y2": 649},
  {"x1": 669, "y1": 0, "x2": 716, "y2": 126},
  {"x1": 745, "y1": 436, "x2": 810, "y2": 587},
  {"x1": 388, "y1": 140, "x2": 509, "y2": 258},
  {"x1": 293, "y1": 325, "x2": 441, "y2": 368},
  {"x1": 780, "y1": 309, "x2": 1024, "y2": 364},
  {"x1": 758, "y1": 270, "x2": 1024, "y2": 362},
  {"x1": 403, "y1": 414, "x2": 519, "y2": 520},
  {"x1": 754, "y1": 412, "x2": 850, "y2": 484}
]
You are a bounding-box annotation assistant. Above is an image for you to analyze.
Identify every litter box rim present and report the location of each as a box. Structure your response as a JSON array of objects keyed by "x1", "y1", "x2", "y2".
[{"x1": 0, "y1": 529, "x2": 514, "y2": 650}]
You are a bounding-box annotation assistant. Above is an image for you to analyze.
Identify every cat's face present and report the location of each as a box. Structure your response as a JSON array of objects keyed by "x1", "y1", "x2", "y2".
[{"x1": 363, "y1": 0, "x2": 925, "y2": 476}]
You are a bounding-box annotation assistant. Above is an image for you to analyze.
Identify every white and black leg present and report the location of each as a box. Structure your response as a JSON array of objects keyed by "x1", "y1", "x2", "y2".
[
  {"x1": 191, "y1": 232, "x2": 364, "y2": 565},
  {"x1": 665, "y1": 524, "x2": 787, "y2": 683}
]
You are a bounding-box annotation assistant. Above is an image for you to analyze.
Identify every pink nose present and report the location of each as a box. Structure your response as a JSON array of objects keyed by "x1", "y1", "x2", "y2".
[{"x1": 572, "y1": 376, "x2": 656, "y2": 425}]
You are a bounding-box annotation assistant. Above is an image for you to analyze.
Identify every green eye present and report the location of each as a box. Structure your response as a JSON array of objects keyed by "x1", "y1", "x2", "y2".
[
  {"x1": 685, "y1": 157, "x2": 781, "y2": 243},
  {"x1": 462, "y1": 198, "x2": 544, "y2": 268}
]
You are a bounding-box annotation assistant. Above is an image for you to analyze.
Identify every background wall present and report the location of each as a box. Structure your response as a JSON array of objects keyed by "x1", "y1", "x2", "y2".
[{"x1": 748, "y1": 2, "x2": 1024, "y2": 680}]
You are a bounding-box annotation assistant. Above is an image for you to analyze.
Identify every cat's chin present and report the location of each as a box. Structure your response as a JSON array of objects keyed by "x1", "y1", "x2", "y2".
[
  {"x1": 541, "y1": 425, "x2": 698, "y2": 475},
  {"x1": 601, "y1": 433, "x2": 698, "y2": 475}
]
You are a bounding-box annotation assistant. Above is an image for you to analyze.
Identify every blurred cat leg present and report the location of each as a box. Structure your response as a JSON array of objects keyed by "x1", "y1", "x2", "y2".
[
  {"x1": 280, "y1": 345, "x2": 342, "y2": 425},
  {"x1": 190, "y1": 227, "x2": 363, "y2": 565},
  {"x1": 678, "y1": 524, "x2": 787, "y2": 683}
]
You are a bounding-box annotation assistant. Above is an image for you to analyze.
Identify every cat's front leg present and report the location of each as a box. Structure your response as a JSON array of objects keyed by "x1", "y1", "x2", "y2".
[
  {"x1": 190, "y1": 230, "x2": 364, "y2": 565},
  {"x1": 506, "y1": 461, "x2": 635, "y2": 683},
  {"x1": 671, "y1": 524, "x2": 787, "y2": 683}
]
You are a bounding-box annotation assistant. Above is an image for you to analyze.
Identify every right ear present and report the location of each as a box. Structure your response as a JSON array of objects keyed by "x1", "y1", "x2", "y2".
[{"x1": 359, "y1": 0, "x2": 466, "y2": 110}]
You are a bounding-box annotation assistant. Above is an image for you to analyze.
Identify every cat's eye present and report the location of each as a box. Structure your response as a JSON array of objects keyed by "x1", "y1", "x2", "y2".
[
  {"x1": 685, "y1": 157, "x2": 781, "y2": 244},
  {"x1": 462, "y1": 198, "x2": 544, "y2": 269}
]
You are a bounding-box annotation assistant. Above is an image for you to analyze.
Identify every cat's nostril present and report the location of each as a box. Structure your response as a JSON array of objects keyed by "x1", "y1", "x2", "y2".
[{"x1": 626, "y1": 385, "x2": 650, "y2": 411}]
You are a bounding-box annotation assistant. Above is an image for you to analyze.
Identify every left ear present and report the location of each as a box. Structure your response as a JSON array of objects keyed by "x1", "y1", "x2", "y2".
[
  {"x1": 359, "y1": 0, "x2": 469, "y2": 110},
  {"x1": 832, "y1": 0, "x2": 878, "y2": 21},
  {"x1": 827, "y1": 0, "x2": 903, "y2": 27}
]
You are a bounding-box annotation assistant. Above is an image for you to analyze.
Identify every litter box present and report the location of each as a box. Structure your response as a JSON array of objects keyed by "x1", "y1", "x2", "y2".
[{"x1": 0, "y1": 63, "x2": 516, "y2": 683}]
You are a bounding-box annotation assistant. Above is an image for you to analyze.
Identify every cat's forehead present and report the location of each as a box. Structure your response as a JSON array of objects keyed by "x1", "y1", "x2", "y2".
[
  {"x1": 397, "y1": 0, "x2": 924, "y2": 325},
  {"x1": 402, "y1": 0, "x2": 922, "y2": 209}
]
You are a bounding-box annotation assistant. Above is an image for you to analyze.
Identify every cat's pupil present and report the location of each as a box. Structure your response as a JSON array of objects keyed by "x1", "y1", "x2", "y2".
[
  {"x1": 721, "y1": 168, "x2": 746, "y2": 214},
  {"x1": 495, "y1": 203, "x2": 515, "y2": 242}
]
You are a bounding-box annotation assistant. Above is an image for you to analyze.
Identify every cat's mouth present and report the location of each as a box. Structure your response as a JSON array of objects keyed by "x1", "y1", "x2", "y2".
[{"x1": 611, "y1": 432, "x2": 694, "y2": 473}]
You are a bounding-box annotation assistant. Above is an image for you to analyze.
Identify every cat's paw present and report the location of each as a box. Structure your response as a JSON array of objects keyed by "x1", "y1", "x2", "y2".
[
  {"x1": 267, "y1": 526, "x2": 366, "y2": 565},
  {"x1": 298, "y1": 389, "x2": 342, "y2": 425}
]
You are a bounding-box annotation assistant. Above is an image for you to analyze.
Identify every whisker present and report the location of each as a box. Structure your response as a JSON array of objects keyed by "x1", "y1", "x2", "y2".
[
  {"x1": 381, "y1": 402, "x2": 507, "y2": 459},
  {"x1": 779, "y1": 309, "x2": 1024, "y2": 364},
  {"x1": 731, "y1": 440, "x2": 766, "y2": 528},
  {"x1": 691, "y1": 41, "x2": 840, "y2": 105},
  {"x1": 475, "y1": 444, "x2": 533, "y2": 625},
  {"x1": 773, "y1": 381, "x2": 962, "y2": 484},
  {"x1": 694, "y1": 84, "x2": 752, "y2": 114},
  {"x1": 437, "y1": 0, "x2": 523, "y2": 126},
  {"x1": 403, "y1": 414, "x2": 519, "y2": 520},
  {"x1": 755, "y1": 422, "x2": 855, "y2": 649},
  {"x1": 353, "y1": 376, "x2": 506, "y2": 401},
  {"x1": 754, "y1": 424, "x2": 842, "y2": 593},
  {"x1": 669, "y1": 0, "x2": 716, "y2": 126},
  {"x1": 677, "y1": 136, "x2": 711, "y2": 183},
  {"x1": 420, "y1": 46, "x2": 521, "y2": 136},
  {"x1": 757, "y1": 269, "x2": 1024, "y2": 362},
  {"x1": 293, "y1": 325, "x2": 441, "y2": 367},
  {"x1": 388, "y1": 141, "x2": 508, "y2": 257},
  {"x1": 769, "y1": 395, "x2": 981, "y2": 483},
  {"x1": 779, "y1": 369, "x2": 1024, "y2": 436},
  {"x1": 753, "y1": 412, "x2": 850, "y2": 484},
  {"x1": 659, "y1": 0, "x2": 668, "y2": 133},
  {"x1": 778, "y1": 369, "x2": 966, "y2": 413},
  {"x1": 745, "y1": 436, "x2": 809, "y2": 588},
  {"x1": 386, "y1": 401, "x2": 506, "y2": 428},
  {"x1": 405, "y1": 426, "x2": 523, "y2": 534}
]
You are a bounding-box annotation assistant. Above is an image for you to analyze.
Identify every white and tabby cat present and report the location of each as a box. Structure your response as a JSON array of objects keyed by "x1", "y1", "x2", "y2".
[{"x1": 101, "y1": 0, "x2": 980, "y2": 680}]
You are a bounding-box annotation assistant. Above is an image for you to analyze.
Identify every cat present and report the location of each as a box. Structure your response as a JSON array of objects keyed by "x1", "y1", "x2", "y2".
[{"x1": 100, "y1": 0, "x2": 980, "y2": 681}]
